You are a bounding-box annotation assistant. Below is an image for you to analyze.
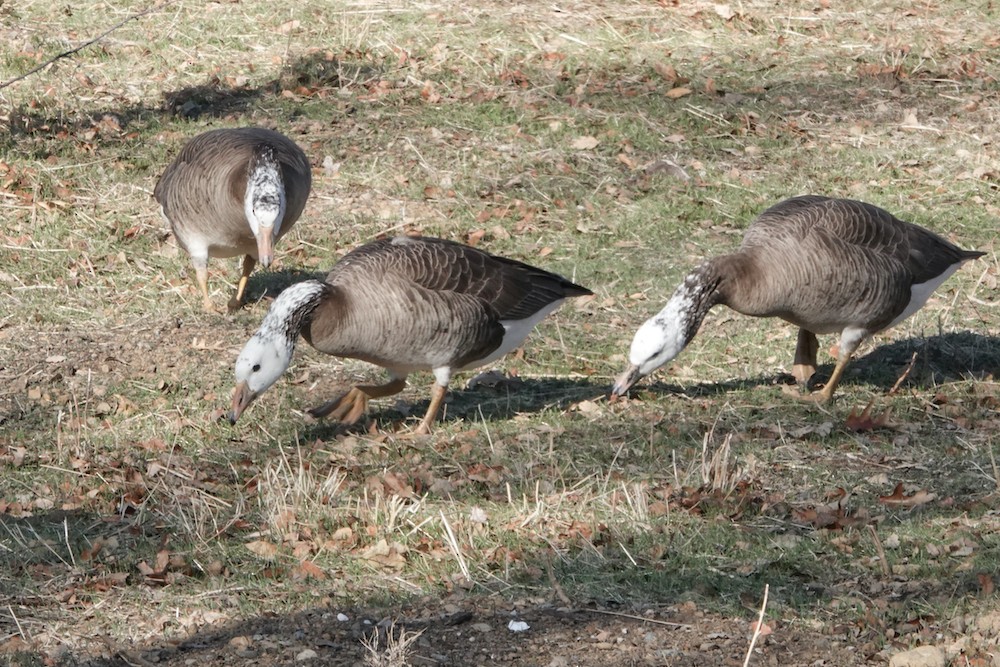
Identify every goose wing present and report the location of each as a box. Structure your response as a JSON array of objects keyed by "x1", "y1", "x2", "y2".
[
  {"x1": 329, "y1": 236, "x2": 591, "y2": 321},
  {"x1": 745, "y1": 196, "x2": 977, "y2": 283}
]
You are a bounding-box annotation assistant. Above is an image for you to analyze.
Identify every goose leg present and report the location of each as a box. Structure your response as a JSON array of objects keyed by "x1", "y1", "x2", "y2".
[
  {"x1": 413, "y1": 383, "x2": 448, "y2": 435},
  {"x1": 191, "y1": 259, "x2": 215, "y2": 312},
  {"x1": 801, "y1": 328, "x2": 866, "y2": 403},
  {"x1": 228, "y1": 255, "x2": 257, "y2": 313},
  {"x1": 792, "y1": 328, "x2": 819, "y2": 387},
  {"x1": 307, "y1": 377, "x2": 407, "y2": 424}
]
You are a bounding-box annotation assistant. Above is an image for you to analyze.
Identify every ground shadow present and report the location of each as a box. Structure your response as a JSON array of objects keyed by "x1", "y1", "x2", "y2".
[
  {"x1": 242, "y1": 267, "x2": 330, "y2": 306},
  {"x1": 2, "y1": 51, "x2": 379, "y2": 160},
  {"x1": 301, "y1": 376, "x2": 609, "y2": 440},
  {"x1": 627, "y1": 331, "x2": 1000, "y2": 400}
]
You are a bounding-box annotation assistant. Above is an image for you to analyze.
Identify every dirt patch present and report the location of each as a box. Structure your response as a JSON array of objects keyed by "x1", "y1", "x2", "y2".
[{"x1": 46, "y1": 596, "x2": 869, "y2": 667}]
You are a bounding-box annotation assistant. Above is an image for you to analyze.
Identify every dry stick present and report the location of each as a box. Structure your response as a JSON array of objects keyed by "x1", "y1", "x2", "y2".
[
  {"x1": 867, "y1": 524, "x2": 892, "y2": 577},
  {"x1": 0, "y1": 1, "x2": 172, "y2": 91},
  {"x1": 988, "y1": 442, "x2": 1000, "y2": 491},
  {"x1": 741, "y1": 583, "x2": 769, "y2": 667},
  {"x1": 544, "y1": 556, "x2": 572, "y2": 606},
  {"x1": 586, "y1": 608, "x2": 693, "y2": 629},
  {"x1": 887, "y1": 351, "x2": 919, "y2": 396},
  {"x1": 7, "y1": 604, "x2": 27, "y2": 641}
]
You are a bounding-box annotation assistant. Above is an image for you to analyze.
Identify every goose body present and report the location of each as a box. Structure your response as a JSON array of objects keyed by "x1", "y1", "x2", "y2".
[
  {"x1": 612, "y1": 196, "x2": 984, "y2": 401},
  {"x1": 154, "y1": 127, "x2": 311, "y2": 311},
  {"x1": 228, "y1": 235, "x2": 593, "y2": 433}
]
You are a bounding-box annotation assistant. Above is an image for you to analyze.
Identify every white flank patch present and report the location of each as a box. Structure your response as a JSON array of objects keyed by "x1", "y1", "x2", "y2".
[
  {"x1": 836, "y1": 326, "x2": 868, "y2": 358},
  {"x1": 461, "y1": 299, "x2": 565, "y2": 371},
  {"x1": 886, "y1": 262, "x2": 963, "y2": 330}
]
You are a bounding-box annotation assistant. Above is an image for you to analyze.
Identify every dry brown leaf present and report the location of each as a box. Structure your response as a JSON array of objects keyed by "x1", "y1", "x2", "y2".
[
  {"x1": 977, "y1": 573, "x2": 995, "y2": 596},
  {"x1": 361, "y1": 538, "x2": 408, "y2": 569},
  {"x1": 714, "y1": 4, "x2": 737, "y2": 20},
  {"x1": 293, "y1": 560, "x2": 327, "y2": 581},
  {"x1": 246, "y1": 539, "x2": 280, "y2": 560},
  {"x1": 845, "y1": 402, "x2": 890, "y2": 432},
  {"x1": 665, "y1": 87, "x2": 692, "y2": 99},
  {"x1": 878, "y1": 483, "x2": 936, "y2": 508}
]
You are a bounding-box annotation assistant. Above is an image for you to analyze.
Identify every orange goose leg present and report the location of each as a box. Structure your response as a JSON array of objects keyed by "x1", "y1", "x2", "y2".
[
  {"x1": 228, "y1": 255, "x2": 257, "y2": 313},
  {"x1": 192, "y1": 261, "x2": 215, "y2": 313},
  {"x1": 413, "y1": 383, "x2": 448, "y2": 435},
  {"x1": 800, "y1": 338, "x2": 861, "y2": 403},
  {"x1": 308, "y1": 378, "x2": 407, "y2": 425}
]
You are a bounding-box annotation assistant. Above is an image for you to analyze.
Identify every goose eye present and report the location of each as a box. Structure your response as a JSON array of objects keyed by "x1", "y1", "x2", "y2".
[{"x1": 252, "y1": 363, "x2": 261, "y2": 373}]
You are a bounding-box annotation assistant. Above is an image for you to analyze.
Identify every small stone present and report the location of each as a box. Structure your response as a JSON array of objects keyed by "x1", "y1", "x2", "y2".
[
  {"x1": 227, "y1": 636, "x2": 252, "y2": 651},
  {"x1": 888, "y1": 645, "x2": 946, "y2": 667},
  {"x1": 507, "y1": 620, "x2": 530, "y2": 632},
  {"x1": 295, "y1": 649, "x2": 318, "y2": 661},
  {"x1": 337, "y1": 613, "x2": 349, "y2": 622}
]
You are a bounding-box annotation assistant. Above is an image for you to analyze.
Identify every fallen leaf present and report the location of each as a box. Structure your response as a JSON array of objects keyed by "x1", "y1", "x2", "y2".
[
  {"x1": 878, "y1": 482, "x2": 936, "y2": 508},
  {"x1": 571, "y1": 135, "x2": 599, "y2": 150},
  {"x1": 246, "y1": 539, "x2": 280, "y2": 560},
  {"x1": 665, "y1": 87, "x2": 692, "y2": 99},
  {"x1": 845, "y1": 401, "x2": 890, "y2": 431},
  {"x1": 293, "y1": 560, "x2": 327, "y2": 580},
  {"x1": 714, "y1": 4, "x2": 737, "y2": 20}
]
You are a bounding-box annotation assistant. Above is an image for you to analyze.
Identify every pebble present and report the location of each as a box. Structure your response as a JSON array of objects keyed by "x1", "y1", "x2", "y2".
[
  {"x1": 295, "y1": 649, "x2": 318, "y2": 661},
  {"x1": 888, "y1": 646, "x2": 946, "y2": 667}
]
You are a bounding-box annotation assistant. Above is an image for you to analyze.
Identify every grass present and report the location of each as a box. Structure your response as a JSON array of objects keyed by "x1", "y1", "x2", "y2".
[{"x1": 1, "y1": 0, "x2": 999, "y2": 664}]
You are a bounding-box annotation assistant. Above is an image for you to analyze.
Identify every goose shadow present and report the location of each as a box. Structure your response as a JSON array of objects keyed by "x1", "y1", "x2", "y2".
[
  {"x1": 301, "y1": 375, "x2": 609, "y2": 439},
  {"x1": 624, "y1": 331, "x2": 1000, "y2": 400},
  {"x1": 240, "y1": 267, "x2": 330, "y2": 308}
]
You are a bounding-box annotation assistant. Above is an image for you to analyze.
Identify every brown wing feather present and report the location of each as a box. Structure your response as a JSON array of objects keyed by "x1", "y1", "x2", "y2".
[
  {"x1": 720, "y1": 196, "x2": 981, "y2": 333},
  {"x1": 328, "y1": 236, "x2": 592, "y2": 321}
]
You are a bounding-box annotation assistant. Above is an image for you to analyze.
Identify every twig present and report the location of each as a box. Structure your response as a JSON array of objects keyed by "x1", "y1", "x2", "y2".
[
  {"x1": 438, "y1": 511, "x2": 470, "y2": 580},
  {"x1": 544, "y1": 556, "x2": 572, "y2": 606},
  {"x1": 988, "y1": 442, "x2": 999, "y2": 491},
  {"x1": 867, "y1": 525, "x2": 891, "y2": 577},
  {"x1": 586, "y1": 608, "x2": 693, "y2": 629},
  {"x1": 63, "y1": 517, "x2": 77, "y2": 568},
  {"x1": 0, "y1": 1, "x2": 172, "y2": 91},
  {"x1": 7, "y1": 604, "x2": 28, "y2": 641},
  {"x1": 887, "y1": 351, "x2": 918, "y2": 395},
  {"x1": 742, "y1": 583, "x2": 769, "y2": 667}
]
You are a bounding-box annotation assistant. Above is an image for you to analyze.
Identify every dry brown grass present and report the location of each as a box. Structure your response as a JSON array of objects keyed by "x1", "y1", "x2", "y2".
[{"x1": 1, "y1": 0, "x2": 999, "y2": 664}]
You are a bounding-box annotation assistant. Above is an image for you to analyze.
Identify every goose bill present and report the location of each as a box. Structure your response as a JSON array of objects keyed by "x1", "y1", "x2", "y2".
[
  {"x1": 610, "y1": 364, "x2": 642, "y2": 399},
  {"x1": 256, "y1": 226, "x2": 274, "y2": 267},
  {"x1": 228, "y1": 380, "x2": 258, "y2": 424}
]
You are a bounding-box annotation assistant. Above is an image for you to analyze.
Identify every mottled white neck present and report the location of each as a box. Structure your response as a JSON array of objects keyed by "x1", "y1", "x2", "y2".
[
  {"x1": 629, "y1": 263, "x2": 722, "y2": 375},
  {"x1": 256, "y1": 280, "x2": 329, "y2": 345},
  {"x1": 244, "y1": 147, "x2": 286, "y2": 235}
]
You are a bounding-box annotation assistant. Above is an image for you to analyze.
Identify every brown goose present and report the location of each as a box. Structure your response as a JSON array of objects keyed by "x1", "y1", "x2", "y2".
[
  {"x1": 227, "y1": 235, "x2": 593, "y2": 434},
  {"x1": 154, "y1": 127, "x2": 311, "y2": 312},
  {"x1": 612, "y1": 195, "x2": 984, "y2": 401}
]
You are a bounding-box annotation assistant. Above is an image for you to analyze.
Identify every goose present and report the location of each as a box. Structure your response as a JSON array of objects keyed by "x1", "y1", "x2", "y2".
[
  {"x1": 227, "y1": 235, "x2": 593, "y2": 434},
  {"x1": 611, "y1": 195, "x2": 984, "y2": 401},
  {"x1": 154, "y1": 127, "x2": 312, "y2": 312}
]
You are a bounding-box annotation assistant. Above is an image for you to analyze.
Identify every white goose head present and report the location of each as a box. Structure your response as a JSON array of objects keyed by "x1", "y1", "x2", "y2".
[
  {"x1": 244, "y1": 145, "x2": 287, "y2": 267},
  {"x1": 612, "y1": 264, "x2": 722, "y2": 397},
  {"x1": 228, "y1": 280, "x2": 329, "y2": 424}
]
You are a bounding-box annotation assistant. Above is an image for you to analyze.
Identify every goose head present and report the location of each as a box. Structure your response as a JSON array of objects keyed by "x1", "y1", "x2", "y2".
[
  {"x1": 228, "y1": 280, "x2": 328, "y2": 424},
  {"x1": 611, "y1": 264, "x2": 722, "y2": 398},
  {"x1": 244, "y1": 145, "x2": 287, "y2": 267}
]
